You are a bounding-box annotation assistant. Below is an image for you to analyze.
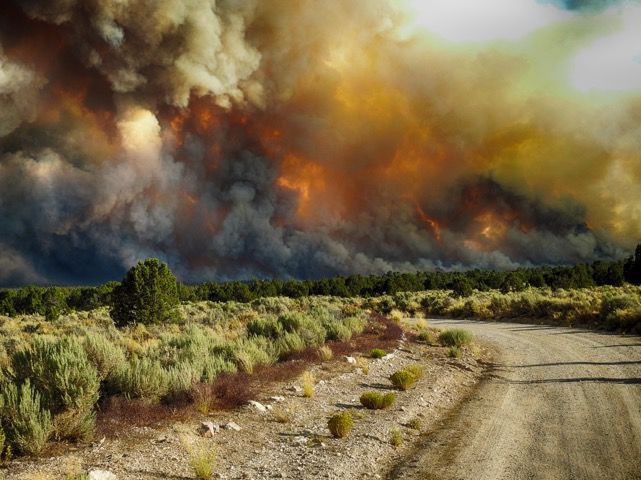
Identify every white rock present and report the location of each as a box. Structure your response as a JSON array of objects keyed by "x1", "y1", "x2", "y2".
[
  {"x1": 345, "y1": 356, "x2": 357, "y2": 364},
  {"x1": 199, "y1": 421, "x2": 220, "y2": 437},
  {"x1": 248, "y1": 400, "x2": 268, "y2": 413},
  {"x1": 225, "y1": 421, "x2": 242, "y2": 431},
  {"x1": 293, "y1": 436, "x2": 307, "y2": 446},
  {"x1": 382, "y1": 353, "x2": 395, "y2": 361},
  {"x1": 289, "y1": 385, "x2": 303, "y2": 393},
  {"x1": 270, "y1": 396, "x2": 286, "y2": 402},
  {"x1": 89, "y1": 470, "x2": 117, "y2": 480}
]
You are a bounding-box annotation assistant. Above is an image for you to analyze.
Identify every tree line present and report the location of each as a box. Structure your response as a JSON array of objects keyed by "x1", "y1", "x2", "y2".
[
  {"x1": 1, "y1": 245, "x2": 640, "y2": 319},
  {"x1": 0, "y1": 245, "x2": 641, "y2": 319}
]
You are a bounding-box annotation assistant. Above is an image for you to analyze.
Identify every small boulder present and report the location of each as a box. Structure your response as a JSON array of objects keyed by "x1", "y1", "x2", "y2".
[
  {"x1": 89, "y1": 470, "x2": 117, "y2": 480},
  {"x1": 199, "y1": 421, "x2": 220, "y2": 438},
  {"x1": 345, "y1": 356, "x2": 357, "y2": 364},
  {"x1": 225, "y1": 421, "x2": 242, "y2": 431},
  {"x1": 270, "y1": 396, "x2": 286, "y2": 402},
  {"x1": 248, "y1": 400, "x2": 268, "y2": 413}
]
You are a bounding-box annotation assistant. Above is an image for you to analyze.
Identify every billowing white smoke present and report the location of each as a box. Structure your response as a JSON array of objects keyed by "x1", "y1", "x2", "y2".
[
  {"x1": 0, "y1": 0, "x2": 631, "y2": 286},
  {"x1": 21, "y1": 0, "x2": 263, "y2": 108},
  {"x1": 0, "y1": 50, "x2": 44, "y2": 136}
]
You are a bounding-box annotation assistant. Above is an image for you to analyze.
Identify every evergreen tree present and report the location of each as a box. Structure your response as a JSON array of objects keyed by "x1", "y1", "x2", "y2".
[
  {"x1": 110, "y1": 258, "x2": 179, "y2": 327},
  {"x1": 624, "y1": 244, "x2": 641, "y2": 285}
]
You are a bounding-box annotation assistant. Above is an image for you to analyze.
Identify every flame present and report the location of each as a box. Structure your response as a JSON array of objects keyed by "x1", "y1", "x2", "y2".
[
  {"x1": 277, "y1": 154, "x2": 327, "y2": 220},
  {"x1": 415, "y1": 203, "x2": 442, "y2": 242}
]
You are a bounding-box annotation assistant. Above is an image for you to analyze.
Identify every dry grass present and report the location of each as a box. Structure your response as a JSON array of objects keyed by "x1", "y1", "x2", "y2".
[
  {"x1": 181, "y1": 437, "x2": 216, "y2": 480},
  {"x1": 448, "y1": 346, "x2": 462, "y2": 358},
  {"x1": 390, "y1": 428, "x2": 403, "y2": 447},
  {"x1": 355, "y1": 356, "x2": 369, "y2": 375},
  {"x1": 302, "y1": 371, "x2": 315, "y2": 398},
  {"x1": 271, "y1": 406, "x2": 292, "y2": 424},
  {"x1": 318, "y1": 345, "x2": 333, "y2": 361},
  {"x1": 407, "y1": 417, "x2": 422, "y2": 430}
]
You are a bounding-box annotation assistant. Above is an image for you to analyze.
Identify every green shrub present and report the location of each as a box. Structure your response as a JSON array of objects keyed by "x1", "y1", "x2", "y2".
[
  {"x1": 370, "y1": 348, "x2": 386, "y2": 359},
  {"x1": 113, "y1": 357, "x2": 170, "y2": 401},
  {"x1": 404, "y1": 364, "x2": 425, "y2": 379},
  {"x1": 11, "y1": 336, "x2": 99, "y2": 441},
  {"x1": 110, "y1": 258, "x2": 179, "y2": 327},
  {"x1": 438, "y1": 329, "x2": 473, "y2": 347},
  {"x1": 246, "y1": 316, "x2": 282, "y2": 339},
  {"x1": 167, "y1": 362, "x2": 201, "y2": 400},
  {"x1": 390, "y1": 428, "x2": 403, "y2": 447},
  {"x1": 417, "y1": 330, "x2": 437, "y2": 344},
  {"x1": 359, "y1": 392, "x2": 396, "y2": 410},
  {"x1": 407, "y1": 417, "x2": 422, "y2": 430},
  {"x1": 322, "y1": 318, "x2": 352, "y2": 342},
  {"x1": 390, "y1": 370, "x2": 417, "y2": 391},
  {"x1": 274, "y1": 332, "x2": 305, "y2": 358},
  {"x1": 0, "y1": 380, "x2": 52, "y2": 455},
  {"x1": 448, "y1": 346, "x2": 462, "y2": 358},
  {"x1": 83, "y1": 332, "x2": 126, "y2": 382},
  {"x1": 201, "y1": 355, "x2": 237, "y2": 383},
  {"x1": 328, "y1": 411, "x2": 353, "y2": 438}
]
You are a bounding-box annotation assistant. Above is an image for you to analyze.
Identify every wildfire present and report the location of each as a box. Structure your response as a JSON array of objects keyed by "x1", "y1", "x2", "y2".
[
  {"x1": 276, "y1": 154, "x2": 327, "y2": 220},
  {"x1": 415, "y1": 203, "x2": 442, "y2": 242}
]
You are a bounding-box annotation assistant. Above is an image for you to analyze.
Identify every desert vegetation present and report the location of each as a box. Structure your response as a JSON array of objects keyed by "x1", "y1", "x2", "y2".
[
  {"x1": 1, "y1": 249, "x2": 640, "y2": 464},
  {"x1": 0, "y1": 264, "x2": 371, "y2": 458},
  {"x1": 390, "y1": 364, "x2": 425, "y2": 391},
  {"x1": 367, "y1": 285, "x2": 641, "y2": 333},
  {"x1": 328, "y1": 411, "x2": 353, "y2": 439},
  {"x1": 360, "y1": 392, "x2": 397, "y2": 410}
]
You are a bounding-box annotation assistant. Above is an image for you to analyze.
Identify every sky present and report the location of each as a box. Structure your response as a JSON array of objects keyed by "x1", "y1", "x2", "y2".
[{"x1": 0, "y1": 0, "x2": 640, "y2": 286}]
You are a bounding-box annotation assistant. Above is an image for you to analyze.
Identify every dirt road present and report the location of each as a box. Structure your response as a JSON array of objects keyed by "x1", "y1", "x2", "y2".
[{"x1": 390, "y1": 319, "x2": 641, "y2": 480}]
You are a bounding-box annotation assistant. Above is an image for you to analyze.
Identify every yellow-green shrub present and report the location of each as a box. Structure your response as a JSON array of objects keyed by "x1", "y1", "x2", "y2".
[
  {"x1": 359, "y1": 392, "x2": 396, "y2": 410},
  {"x1": 11, "y1": 336, "x2": 99, "y2": 441},
  {"x1": 0, "y1": 380, "x2": 52, "y2": 455},
  {"x1": 438, "y1": 329, "x2": 473, "y2": 347},
  {"x1": 390, "y1": 370, "x2": 417, "y2": 391},
  {"x1": 328, "y1": 411, "x2": 353, "y2": 438}
]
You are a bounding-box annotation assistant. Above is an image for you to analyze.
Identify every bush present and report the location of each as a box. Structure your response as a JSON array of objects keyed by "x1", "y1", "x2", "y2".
[
  {"x1": 113, "y1": 357, "x2": 170, "y2": 401},
  {"x1": 11, "y1": 336, "x2": 99, "y2": 441},
  {"x1": 328, "y1": 411, "x2": 353, "y2": 438},
  {"x1": 83, "y1": 332, "x2": 127, "y2": 382},
  {"x1": 407, "y1": 418, "x2": 421, "y2": 430},
  {"x1": 390, "y1": 370, "x2": 418, "y2": 391},
  {"x1": 438, "y1": 329, "x2": 473, "y2": 347},
  {"x1": 111, "y1": 258, "x2": 179, "y2": 327},
  {"x1": 417, "y1": 330, "x2": 437, "y2": 344},
  {"x1": 0, "y1": 380, "x2": 52, "y2": 455},
  {"x1": 359, "y1": 392, "x2": 396, "y2": 410},
  {"x1": 404, "y1": 364, "x2": 425, "y2": 379},
  {"x1": 390, "y1": 428, "x2": 403, "y2": 447},
  {"x1": 370, "y1": 348, "x2": 386, "y2": 359},
  {"x1": 448, "y1": 346, "x2": 462, "y2": 358},
  {"x1": 318, "y1": 345, "x2": 333, "y2": 361}
]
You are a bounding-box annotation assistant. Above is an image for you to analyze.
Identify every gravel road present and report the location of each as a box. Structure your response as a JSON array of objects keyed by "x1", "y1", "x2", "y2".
[{"x1": 390, "y1": 319, "x2": 641, "y2": 480}]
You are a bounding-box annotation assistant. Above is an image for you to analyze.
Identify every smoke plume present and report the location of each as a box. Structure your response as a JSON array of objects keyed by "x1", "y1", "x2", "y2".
[{"x1": 0, "y1": 0, "x2": 638, "y2": 285}]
